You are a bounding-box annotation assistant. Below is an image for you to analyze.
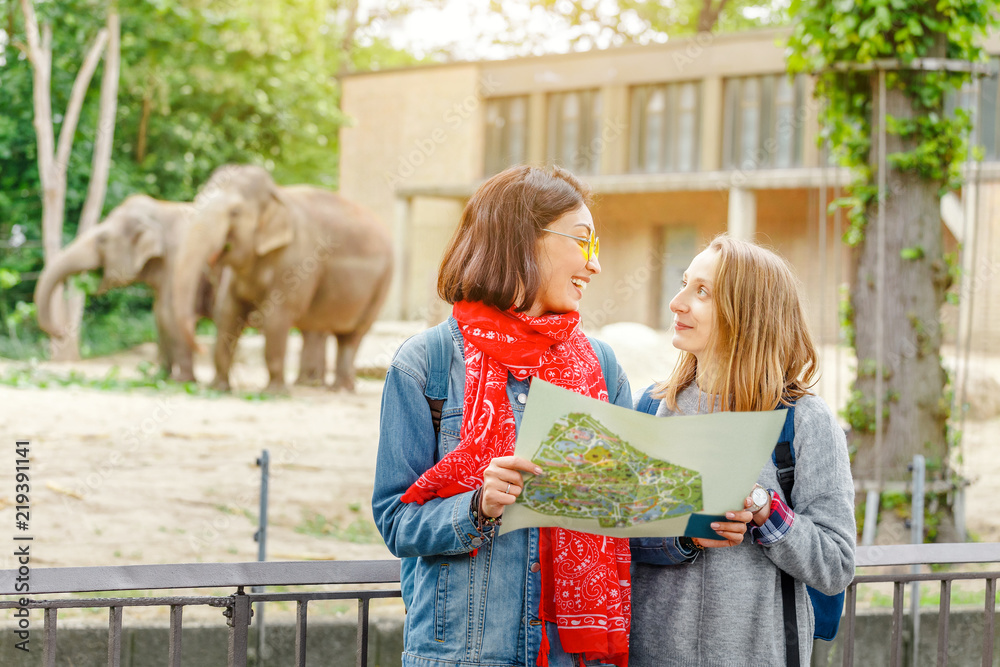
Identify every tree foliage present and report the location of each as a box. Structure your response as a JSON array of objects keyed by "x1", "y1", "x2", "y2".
[
  {"x1": 485, "y1": 0, "x2": 788, "y2": 53},
  {"x1": 786, "y1": 0, "x2": 999, "y2": 499},
  {"x1": 0, "y1": 0, "x2": 424, "y2": 359},
  {"x1": 787, "y1": 0, "x2": 994, "y2": 245}
]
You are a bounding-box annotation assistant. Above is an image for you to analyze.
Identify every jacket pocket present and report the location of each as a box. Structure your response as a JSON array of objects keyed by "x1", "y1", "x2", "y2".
[
  {"x1": 434, "y1": 562, "x2": 450, "y2": 642},
  {"x1": 439, "y1": 410, "x2": 462, "y2": 456}
]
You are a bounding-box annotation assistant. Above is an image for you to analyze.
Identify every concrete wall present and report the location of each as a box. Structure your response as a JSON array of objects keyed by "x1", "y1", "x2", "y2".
[
  {"x1": 4, "y1": 609, "x2": 999, "y2": 666},
  {"x1": 339, "y1": 64, "x2": 484, "y2": 319},
  {"x1": 2, "y1": 617, "x2": 404, "y2": 667}
]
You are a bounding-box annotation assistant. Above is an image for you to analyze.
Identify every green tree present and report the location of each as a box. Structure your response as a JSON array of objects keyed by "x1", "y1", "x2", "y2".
[
  {"x1": 0, "y1": 0, "x2": 425, "y2": 360},
  {"x1": 485, "y1": 0, "x2": 788, "y2": 53},
  {"x1": 787, "y1": 0, "x2": 999, "y2": 524}
]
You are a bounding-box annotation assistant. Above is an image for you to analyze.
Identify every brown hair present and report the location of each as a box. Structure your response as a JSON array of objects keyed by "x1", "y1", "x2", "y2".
[
  {"x1": 657, "y1": 234, "x2": 818, "y2": 412},
  {"x1": 438, "y1": 165, "x2": 592, "y2": 311}
]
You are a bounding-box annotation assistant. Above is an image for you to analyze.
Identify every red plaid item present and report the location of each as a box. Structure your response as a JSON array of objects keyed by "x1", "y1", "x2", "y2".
[{"x1": 400, "y1": 300, "x2": 630, "y2": 667}]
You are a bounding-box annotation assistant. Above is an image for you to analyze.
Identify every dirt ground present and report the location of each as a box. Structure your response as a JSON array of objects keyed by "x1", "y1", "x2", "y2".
[{"x1": 1, "y1": 320, "x2": 999, "y2": 594}]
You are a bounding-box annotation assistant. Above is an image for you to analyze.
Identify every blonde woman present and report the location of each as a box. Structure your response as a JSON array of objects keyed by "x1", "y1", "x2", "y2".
[{"x1": 630, "y1": 235, "x2": 856, "y2": 667}]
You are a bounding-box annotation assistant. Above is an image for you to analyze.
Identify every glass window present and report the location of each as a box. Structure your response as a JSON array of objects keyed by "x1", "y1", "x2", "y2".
[
  {"x1": 723, "y1": 74, "x2": 805, "y2": 170},
  {"x1": 629, "y1": 81, "x2": 701, "y2": 173},
  {"x1": 547, "y1": 89, "x2": 603, "y2": 175},
  {"x1": 944, "y1": 60, "x2": 1000, "y2": 161},
  {"x1": 484, "y1": 96, "x2": 528, "y2": 176}
]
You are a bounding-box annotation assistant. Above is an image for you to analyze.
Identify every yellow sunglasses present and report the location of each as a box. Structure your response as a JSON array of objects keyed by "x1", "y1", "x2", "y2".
[{"x1": 542, "y1": 229, "x2": 600, "y2": 262}]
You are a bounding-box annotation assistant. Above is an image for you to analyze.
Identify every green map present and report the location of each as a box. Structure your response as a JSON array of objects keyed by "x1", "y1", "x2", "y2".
[{"x1": 520, "y1": 412, "x2": 703, "y2": 528}]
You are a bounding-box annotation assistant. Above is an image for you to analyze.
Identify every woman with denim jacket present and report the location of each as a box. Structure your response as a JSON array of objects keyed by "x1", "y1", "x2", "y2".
[{"x1": 373, "y1": 165, "x2": 642, "y2": 667}]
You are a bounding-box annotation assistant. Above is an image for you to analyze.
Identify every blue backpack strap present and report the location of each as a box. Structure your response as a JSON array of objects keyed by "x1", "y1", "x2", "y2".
[
  {"x1": 424, "y1": 320, "x2": 453, "y2": 433},
  {"x1": 636, "y1": 384, "x2": 662, "y2": 415},
  {"x1": 771, "y1": 399, "x2": 801, "y2": 666},
  {"x1": 770, "y1": 398, "x2": 845, "y2": 648},
  {"x1": 772, "y1": 402, "x2": 797, "y2": 505},
  {"x1": 588, "y1": 337, "x2": 618, "y2": 405}
]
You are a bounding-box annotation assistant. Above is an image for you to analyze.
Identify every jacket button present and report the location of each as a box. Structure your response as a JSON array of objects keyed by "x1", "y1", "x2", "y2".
[
  {"x1": 471, "y1": 537, "x2": 483, "y2": 547},
  {"x1": 530, "y1": 562, "x2": 541, "y2": 573},
  {"x1": 517, "y1": 393, "x2": 527, "y2": 404}
]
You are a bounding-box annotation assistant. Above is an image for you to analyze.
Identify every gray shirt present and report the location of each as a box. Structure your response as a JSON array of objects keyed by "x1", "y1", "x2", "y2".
[{"x1": 630, "y1": 384, "x2": 856, "y2": 667}]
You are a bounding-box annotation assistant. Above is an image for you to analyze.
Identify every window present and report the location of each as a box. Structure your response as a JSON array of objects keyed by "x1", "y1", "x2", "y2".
[
  {"x1": 946, "y1": 57, "x2": 1000, "y2": 161},
  {"x1": 629, "y1": 82, "x2": 701, "y2": 173},
  {"x1": 547, "y1": 89, "x2": 603, "y2": 175},
  {"x1": 723, "y1": 74, "x2": 806, "y2": 170},
  {"x1": 484, "y1": 96, "x2": 529, "y2": 175}
]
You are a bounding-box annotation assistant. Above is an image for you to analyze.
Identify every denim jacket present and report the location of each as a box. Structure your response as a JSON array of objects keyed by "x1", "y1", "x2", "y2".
[{"x1": 372, "y1": 318, "x2": 633, "y2": 667}]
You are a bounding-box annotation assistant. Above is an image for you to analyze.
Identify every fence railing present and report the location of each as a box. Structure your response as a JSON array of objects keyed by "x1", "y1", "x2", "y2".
[
  {"x1": 0, "y1": 560, "x2": 402, "y2": 667},
  {"x1": 0, "y1": 544, "x2": 998, "y2": 667}
]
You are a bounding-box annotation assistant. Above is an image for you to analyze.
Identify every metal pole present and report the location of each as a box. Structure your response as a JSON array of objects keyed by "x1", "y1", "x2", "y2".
[
  {"x1": 863, "y1": 67, "x2": 887, "y2": 549},
  {"x1": 874, "y1": 66, "x2": 886, "y2": 498},
  {"x1": 254, "y1": 450, "x2": 270, "y2": 664},
  {"x1": 910, "y1": 455, "x2": 925, "y2": 667}
]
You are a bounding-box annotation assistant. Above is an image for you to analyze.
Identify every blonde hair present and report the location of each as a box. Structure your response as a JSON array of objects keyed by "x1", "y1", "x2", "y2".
[{"x1": 657, "y1": 234, "x2": 818, "y2": 412}]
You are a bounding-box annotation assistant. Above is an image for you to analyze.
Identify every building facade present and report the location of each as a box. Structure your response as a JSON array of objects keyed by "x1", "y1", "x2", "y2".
[{"x1": 339, "y1": 28, "x2": 1000, "y2": 352}]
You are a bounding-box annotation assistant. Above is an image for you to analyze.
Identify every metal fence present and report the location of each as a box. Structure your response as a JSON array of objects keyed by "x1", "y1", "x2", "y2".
[
  {"x1": 0, "y1": 544, "x2": 997, "y2": 667},
  {"x1": 0, "y1": 560, "x2": 401, "y2": 667}
]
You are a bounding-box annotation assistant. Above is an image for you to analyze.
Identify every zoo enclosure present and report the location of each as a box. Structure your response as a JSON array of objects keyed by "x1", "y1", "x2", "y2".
[{"x1": 0, "y1": 545, "x2": 998, "y2": 667}]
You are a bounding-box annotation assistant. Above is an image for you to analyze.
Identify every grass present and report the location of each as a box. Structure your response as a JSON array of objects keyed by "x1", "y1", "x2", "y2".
[
  {"x1": 294, "y1": 510, "x2": 383, "y2": 545},
  {"x1": 0, "y1": 361, "x2": 278, "y2": 401},
  {"x1": 856, "y1": 581, "x2": 1000, "y2": 609}
]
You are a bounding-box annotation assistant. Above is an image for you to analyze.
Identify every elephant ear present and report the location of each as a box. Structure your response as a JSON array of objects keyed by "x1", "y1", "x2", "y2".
[
  {"x1": 255, "y1": 191, "x2": 294, "y2": 256},
  {"x1": 132, "y1": 222, "x2": 164, "y2": 275}
]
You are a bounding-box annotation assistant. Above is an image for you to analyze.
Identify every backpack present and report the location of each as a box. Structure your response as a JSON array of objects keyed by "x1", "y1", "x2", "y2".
[
  {"x1": 423, "y1": 319, "x2": 620, "y2": 434},
  {"x1": 636, "y1": 385, "x2": 845, "y2": 663}
]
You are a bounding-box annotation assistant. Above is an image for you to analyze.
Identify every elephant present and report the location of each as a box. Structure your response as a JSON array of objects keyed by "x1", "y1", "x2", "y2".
[
  {"x1": 32, "y1": 194, "x2": 330, "y2": 384},
  {"x1": 173, "y1": 165, "x2": 394, "y2": 393},
  {"x1": 33, "y1": 195, "x2": 212, "y2": 382}
]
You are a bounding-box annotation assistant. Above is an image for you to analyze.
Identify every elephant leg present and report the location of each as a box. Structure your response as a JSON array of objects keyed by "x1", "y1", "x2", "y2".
[
  {"x1": 156, "y1": 294, "x2": 196, "y2": 383},
  {"x1": 152, "y1": 297, "x2": 176, "y2": 379},
  {"x1": 212, "y1": 296, "x2": 251, "y2": 392},
  {"x1": 172, "y1": 337, "x2": 196, "y2": 383},
  {"x1": 295, "y1": 330, "x2": 327, "y2": 386},
  {"x1": 262, "y1": 314, "x2": 292, "y2": 394},
  {"x1": 332, "y1": 331, "x2": 363, "y2": 393}
]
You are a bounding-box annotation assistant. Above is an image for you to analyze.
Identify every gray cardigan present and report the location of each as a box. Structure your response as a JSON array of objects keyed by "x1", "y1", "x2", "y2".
[{"x1": 630, "y1": 385, "x2": 856, "y2": 667}]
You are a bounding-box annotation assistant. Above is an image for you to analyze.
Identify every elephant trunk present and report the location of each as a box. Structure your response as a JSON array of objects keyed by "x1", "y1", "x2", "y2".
[
  {"x1": 173, "y1": 217, "x2": 228, "y2": 351},
  {"x1": 33, "y1": 231, "x2": 101, "y2": 336}
]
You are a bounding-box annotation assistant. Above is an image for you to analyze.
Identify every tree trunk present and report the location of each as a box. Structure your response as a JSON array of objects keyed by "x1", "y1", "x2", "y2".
[
  {"x1": 850, "y1": 73, "x2": 950, "y2": 486},
  {"x1": 697, "y1": 0, "x2": 728, "y2": 33},
  {"x1": 18, "y1": 0, "x2": 109, "y2": 361},
  {"x1": 78, "y1": 12, "x2": 120, "y2": 237},
  {"x1": 136, "y1": 90, "x2": 152, "y2": 162}
]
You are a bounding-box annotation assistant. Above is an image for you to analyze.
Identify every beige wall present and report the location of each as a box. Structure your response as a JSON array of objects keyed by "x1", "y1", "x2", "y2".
[{"x1": 339, "y1": 64, "x2": 485, "y2": 317}]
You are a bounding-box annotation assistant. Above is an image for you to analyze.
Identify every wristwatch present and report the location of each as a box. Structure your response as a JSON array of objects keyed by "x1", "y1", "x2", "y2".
[{"x1": 747, "y1": 485, "x2": 770, "y2": 513}]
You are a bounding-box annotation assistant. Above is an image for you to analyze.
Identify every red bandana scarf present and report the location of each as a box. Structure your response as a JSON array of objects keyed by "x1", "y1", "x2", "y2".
[{"x1": 401, "y1": 300, "x2": 630, "y2": 667}]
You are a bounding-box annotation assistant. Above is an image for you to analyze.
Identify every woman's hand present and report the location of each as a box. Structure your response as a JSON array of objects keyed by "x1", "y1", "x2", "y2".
[
  {"x1": 696, "y1": 509, "x2": 754, "y2": 548},
  {"x1": 480, "y1": 456, "x2": 543, "y2": 518}
]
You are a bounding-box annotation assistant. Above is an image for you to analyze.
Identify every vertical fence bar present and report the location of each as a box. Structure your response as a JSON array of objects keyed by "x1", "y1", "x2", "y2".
[
  {"x1": 843, "y1": 582, "x2": 857, "y2": 667},
  {"x1": 227, "y1": 589, "x2": 252, "y2": 667},
  {"x1": 168, "y1": 604, "x2": 183, "y2": 667},
  {"x1": 255, "y1": 449, "x2": 270, "y2": 665},
  {"x1": 357, "y1": 596, "x2": 371, "y2": 667},
  {"x1": 891, "y1": 581, "x2": 905, "y2": 667},
  {"x1": 910, "y1": 455, "x2": 926, "y2": 667},
  {"x1": 108, "y1": 606, "x2": 123, "y2": 667},
  {"x1": 295, "y1": 600, "x2": 308, "y2": 667},
  {"x1": 937, "y1": 579, "x2": 951, "y2": 667},
  {"x1": 43, "y1": 607, "x2": 57, "y2": 667},
  {"x1": 984, "y1": 577, "x2": 996, "y2": 667}
]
